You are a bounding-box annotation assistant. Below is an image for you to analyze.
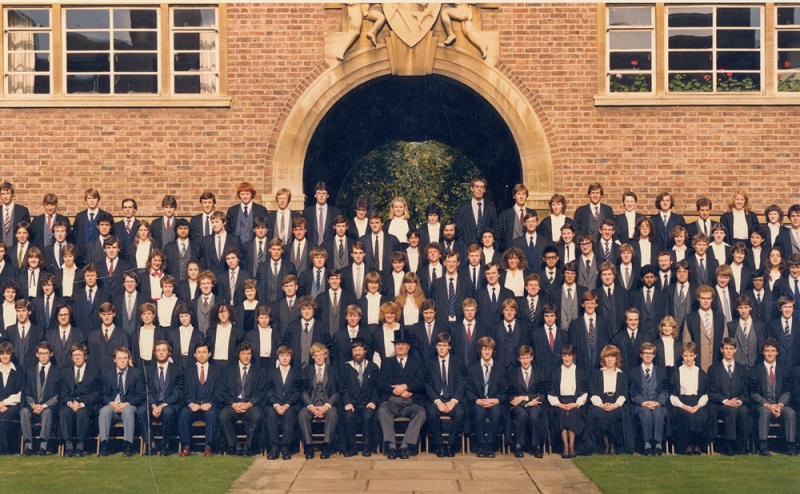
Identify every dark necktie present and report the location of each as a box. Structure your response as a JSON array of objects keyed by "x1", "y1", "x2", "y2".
[
  {"x1": 528, "y1": 297, "x2": 536, "y2": 321},
  {"x1": 44, "y1": 296, "x2": 51, "y2": 328},
  {"x1": 757, "y1": 292, "x2": 762, "y2": 304},
  {"x1": 679, "y1": 284, "x2": 685, "y2": 302},
  {"x1": 588, "y1": 317, "x2": 595, "y2": 347},
  {"x1": 491, "y1": 287, "x2": 497, "y2": 306},
  {"x1": 338, "y1": 239, "x2": 344, "y2": 265},
  {"x1": 604, "y1": 241, "x2": 610, "y2": 259},
  {"x1": 432, "y1": 266, "x2": 438, "y2": 281},
  {"x1": 39, "y1": 365, "x2": 45, "y2": 387},
  {"x1": 304, "y1": 322, "x2": 309, "y2": 334},
  {"x1": 593, "y1": 206, "x2": 599, "y2": 221},
  {"x1": 645, "y1": 289, "x2": 652, "y2": 306},
  {"x1": 62, "y1": 330, "x2": 67, "y2": 346},
  {"x1": 645, "y1": 368, "x2": 651, "y2": 382},
  {"x1": 441, "y1": 359, "x2": 448, "y2": 391},
  {"x1": 158, "y1": 366, "x2": 166, "y2": 402},
  {"x1": 727, "y1": 364, "x2": 733, "y2": 379},
  {"x1": 477, "y1": 202, "x2": 484, "y2": 229},
  {"x1": 87, "y1": 287, "x2": 93, "y2": 310},
  {"x1": 243, "y1": 205, "x2": 249, "y2": 218},
  {"x1": 373, "y1": 236, "x2": 380, "y2": 269},
  {"x1": 118, "y1": 372, "x2": 126, "y2": 402},
  {"x1": 205, "y1": 215, "x2": 210, "y2": 237},
  {"x1": 585, "y1": 259, "x2": 591, "y2": 273},
  {"x1": 448, "y1": 278, "x2": 456, "y2": 317},
  {"x1": 315, "y1": 269, "x2": 321, "y2": 292},
  {"x1": 75, "y1": 367, "x2": 81, "y2": 386},
  {"x1": 663, "y1": 273, "x2": 668, "y2": 289},
  {"x1": 483, "y1": 363, "x2": 490, "y2": 396},
  {"x1": 258, "y1": 240, "x2": 264, "y2": 265},
  {"x1": 104, "y1": 326, "x2": 109, "y2": 342},
  {"x1": 241, "y1": 366, "x2": 248, "y2": 399},
  {"x1": 630, "y1": 331, "x2": 636, "y2": 345},
  {"x1": 472, "y1": 267, "x2": 478, "y2": 291}
]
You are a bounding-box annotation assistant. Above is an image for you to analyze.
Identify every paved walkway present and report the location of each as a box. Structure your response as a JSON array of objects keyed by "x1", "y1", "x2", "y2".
[{"x1": 227, "y1": 453, "x2": 601, "y2": 494}]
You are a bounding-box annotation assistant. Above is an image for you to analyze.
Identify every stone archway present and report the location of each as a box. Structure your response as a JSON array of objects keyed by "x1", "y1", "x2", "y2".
[{"x1": 269, "y1": 45, "x2": 554, "y2": 211}]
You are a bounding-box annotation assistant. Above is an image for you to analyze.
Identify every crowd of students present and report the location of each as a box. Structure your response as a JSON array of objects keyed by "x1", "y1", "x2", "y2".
[{"x1": 0, "y1": 177, "x2": 799, "y2": 459}]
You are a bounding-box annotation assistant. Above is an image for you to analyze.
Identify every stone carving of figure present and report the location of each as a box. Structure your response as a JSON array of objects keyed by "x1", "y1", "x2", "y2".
[
  {"x1": 364, "y1": 4, "x2": 386, "y2": 46},
  {"x1": 337, "y1": 4, "x2": 365, "y2": 61},
  {"x1": 441, "y1": 3, "x2": 488, "y2": 59}
]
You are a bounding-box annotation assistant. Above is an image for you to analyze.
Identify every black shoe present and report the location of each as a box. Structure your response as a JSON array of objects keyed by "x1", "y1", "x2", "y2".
[
  {"x1": 446, "y1": 444, "x2": 456, "y2": 457},
  {"x1": 436, "y1": 446, "x2": 446, "y2": 458},
  {"x1": 476, "y1": 447, "x2": 486, "y2": 458},
  {"x1": 533, "y1": 446, "x2": 543, "y2": 459},
  {"x1": 485, "y1": 448, "x2": 496, "y2": 458},
  {"x1": 36, "y1": 448, "x2": 47, "y2": 456},
  {"x1": 344, "y1": 448, "x2": 356, "y2": 457},
  {"x1": 282, "y1": 448, "x2": 292, "y2": 460},
  {"x1": 644, "y1": 447, "x2": 653, "y2": 456},
  {"x1": 160, "y1": 445, "x2": 171, "y2": 457},
  {"x1": 387, "y1": 448, "x2": 398, "y2": 460},
  {"x1": 760, "y1": 449, "x2": 772, "y2": 457},
  {"x1": 64, "y1": 448, "x2": 74, "y2": 458},
  {"x1": 362, "y1": 449, "x2": 372, "y2": 457},
  {"x1": 268, "y1": 447, "x2": 280, "y2": 460},
  {"x1": 320, "y1": 444, "x2": 331, "y2": 459},
  {"x1": 99, "y1": 441, "x2": 110, "y2": 457},
  {"x1": 655, "y1": 446, "x2": 663, "y2": 456},
  {"x1": 122, "y1": 442, "x2": 135, "y2": 457},
  {"x1": 398, "y1": 447, "x2": 410, "y2": 459},
  {"x1": 76, "y1": 449, "x2": 85, "y2": 458},
  {"x1": 788, "y1": 444, "x2": 798, "y2": 456},
  {"x1": 23, "y1": 447, "x2": 34, "y2": 457},
  {"x1": 514, "y1": 445, "x2": 524, "y2": 458},
  {"x1": 304, "y1": 445, "x2": 315, "y2": 459}
]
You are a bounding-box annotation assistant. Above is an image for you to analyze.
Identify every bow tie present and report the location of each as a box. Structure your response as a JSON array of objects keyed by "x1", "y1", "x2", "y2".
[{"x1": 151, "y1": 271, "x2": 163, "y2": 278}]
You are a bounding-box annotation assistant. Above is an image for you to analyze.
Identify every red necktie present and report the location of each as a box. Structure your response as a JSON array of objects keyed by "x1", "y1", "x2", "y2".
[
  {"x1": 166, "y1": 218, "x2": 171, "y2": 231},
  {"x1": 199, "y1": 365, "x2": 206, "y2": 385},
  {"x1": 108, "y1": 259, "x2": 114, "y2": 276},
  {"x1": 769, "y1": 365, "x2": 775, "y2": 386},
  {"x1": 548, "y1": 327, "x2": 555, "y2": 351},
  {"x1": 466, "y1": 323, "x2": 472, "y2": 343}
]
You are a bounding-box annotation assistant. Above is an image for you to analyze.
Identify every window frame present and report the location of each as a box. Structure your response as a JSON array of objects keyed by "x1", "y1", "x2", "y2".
[
  {"x1": 3, "y1": 7, "x2": 53, "y2": 97},
  {"x1": 606, "y1": 5, "x2": 656, "y2": 94},
  {"x1": 169, "y1": 5, "x2": 220, "y2": 97}
]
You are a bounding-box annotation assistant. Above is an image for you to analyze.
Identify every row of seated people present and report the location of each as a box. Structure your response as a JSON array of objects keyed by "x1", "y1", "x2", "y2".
[{"x1": 0, "y1": 288, "x2": 798, "y2": 460}]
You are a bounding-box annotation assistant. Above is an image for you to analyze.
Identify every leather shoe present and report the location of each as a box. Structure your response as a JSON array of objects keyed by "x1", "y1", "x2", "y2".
[
  {"x1": 485, "y1": 449, "x2": 496, "y2": 458},
  {"x1": 23, "y1": 448, "x2": 34, "y2": 457},
  {"x1": 304, "y1": 446, "x2": 315, "y2": 459},
  {"x1": 643, "y1": 447, "x2": 653, "y2": 456},
  {"x1": 343, "y1": 448, "x2": 356, "y2": 458},
  {"x1": 655, "y1": 447, "x2": 663, "y2": 456},
  {"x1": 514, "y1": 446, "x2": 524, "y2": 458},
  {"x1": 476, "y1": 448, "x2": 486, "y2": 458},
  {"x1": 398, "y1": 447, "x2": 410, "y2": 459},
  {"x1": 36, "y1": 448, "x2": 47, "y2": 457},
  {"x1": 387, "y1": 448, "x2": 398, "y2": 460},
  {"x1": 533, "y1": 447, "x2": 543, "y2": 459},
  {"x1": 204, "y1": 446, "x2": 213, "y2": 457},
  {"x1": 122, "y1": 442, "x2": 135, "y2": 457},
  {"x1": 75, "y1": 449, "x2": 85, "y2": 458},
  {"x1": 267, "y1": 448, "x2": 280, "y2": 460},
  {"x1": 362, "y1": 449, "x2": 372, "y2": 457},
  {"x1": 445, "y1": 444, "x2": 456, "y2": 457},
  {"x1": 64, "y1": 448, "x2": 74, "y2": 458},
  {"x1": 181, "y1": 446, "x2": 191, "y2": 457},
  {"x1": 760, "y1": 449, "x2": 771, "y2": 457},
  {"x1": 160, "y1": 446, "x2": 171, "y2": 457},
  {"x1": 320, "y1": 444, "x2": 331, "y2": 459},
  {"x1": 99, "y1": 441, "x2": 110, "y2": 457},
  {"x1": 282, "y1": 449, "x2": 292, "y2": 460},
  {"x1": 436, "y1": 446, "x2": 446, "y2": 458}
]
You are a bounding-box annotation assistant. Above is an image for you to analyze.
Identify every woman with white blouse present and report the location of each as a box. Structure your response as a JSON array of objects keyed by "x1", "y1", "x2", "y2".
[
  {"x1": 133, "y1": 220, "x2": 156, "y2": 270},
  {"x1": 548, "y1": 344, "x2": 588, "y2": 459},
  {"x1": 632, "y1": 216, "x2": 656, "y2": 267},
  {"x1": 395, "y1": 272, "x2": 425, "y2": 326},
  {"x1": 57, "y1": 245, "x2": 79, "y2": 299},
  {"x1": 588, "y1": 345, "x2": 627, "y2": 455},
  {"x1": 720, "y1": 190, "x2": 759, "y2": 245},
  {"x1": 386, "y1": 197, "x2": 415, "y2": 250},
  {"x1": 655, "y1": 316, "x2": 682, "y2": 379},
  {"x1": 500, "y1": 247, "x2": 528, "y2": 297},
  {"x1": 766, "y1": 247, "x2": 786, "y2": 291},
  {"x1": 538, "y1": 193, "x2": 572, "y2": 243},
  {"x1": 405, "y1": 230, "x2": 421, "y2": 273},
  {"x1": 669, "y1": 341, "x2": 710, "y2": 455}
]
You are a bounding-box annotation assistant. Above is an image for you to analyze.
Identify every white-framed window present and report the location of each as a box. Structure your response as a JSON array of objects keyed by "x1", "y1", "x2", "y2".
[
  {"x1": 777, "y1": 6, "x2": 800, "y2": 92},
  {"x1": 171, "y1": 7, "x2": 219, "y2": 95},
  {"x1": 666, "y1": 6, "x2": 763, "y2": 93},
  {"x1": 4, "y1": 8, "x2": 51, "y2": 95},
  {"x1": 64, "y1": 7, "x2": 159, "y2": 95},
  {"x1": 607, "y1": 6, "x2": 654, "y2": 93}
]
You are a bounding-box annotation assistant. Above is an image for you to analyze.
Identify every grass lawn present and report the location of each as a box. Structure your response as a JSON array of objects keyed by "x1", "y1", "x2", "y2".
[
  {"x1": 574, "y1": 455, "x2": 800, "y2": 494},
  {"x1": 0, "y1": 455, "x2": 253, "y2": 493}
]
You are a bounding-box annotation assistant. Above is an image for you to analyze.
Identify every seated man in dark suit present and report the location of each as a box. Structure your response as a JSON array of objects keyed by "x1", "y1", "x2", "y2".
[
  {"x1": 137, "y1": 340, "x2": 184, "y2": 456},
  {"x1": 466, "y1": 336, "x2": 507, "y2": 457},
  {"x1": 178, "y1": 340, "x2": 224, "y2": 457},
  {"x1": 20, "y1": 340, "x2": 62, "y2": 455},
  {"x1": 508, "y1": 345, "x2": 547, "y2": 458},
  {"x1": 750, "y1": 337, "x2": 797, "y2": 456},
  {"x1": 629, "y1": 342, "x2": 668, "y2": 455},
  {"x1": 340, "y1": 338, "x2": 379, "y2": 457},
  {"x1": 298, "y1": 342, "x2": 339, "y2": 459},
  {"x1": 59, "y1": 343, "x2": 101, "y2": 457},
  {"x1": 425, "y1": 332, "x2": 466, "y2": 457},
  {"x1": 98, "y1": 346, "x2": 145, "y2": 457},
  {"x1": 264, "y1": 345, "x2": 301, "y2": 460},
  {"x1": 219, "y1": 342, "x2": 265, "y2": 456},
  {"x1": 708, "y1": 337, "x2": 751, "y2": 456},
  {"x1": 376, "y1": 329, "x2": 426, "y2": 459}
]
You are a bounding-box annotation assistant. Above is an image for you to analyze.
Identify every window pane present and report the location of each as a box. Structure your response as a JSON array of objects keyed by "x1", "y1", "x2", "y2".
[
  {"x1": 113, "y1": 9, "x2": 157, "y2": 29},
  {"x1": 174, "y1": 52, "x2": 201, "y2": 72},
  {"x1": 115, "y1": 53, "x2": 158, "y2": 72},
  {"x1": 7, "y1": 75, "x2": 49, "y2": 94},
  {"x1": 609, "y1": 52, "x2": 651, "y2": 71},
  {"x1": 113, "y1": 31, "x2": 158, "y2": 51},
  {"x1": 66, "y1": 74, "x2": 110, "y2": 93},
  {"x1": 7, "y1": 53, "x2": 50, "y2": 72},
  {"x1": 778, "y1": 8, "x2": 800, "y2": 26},
  {"x1": 717, "y1": 8, "x2": 760, "y2": 28},
  {"x1": 608, "y1": 73, "x2": 651, "y2": 93},
  {"x1": 7, "y1": 9, "x2": 49, "y2": 28},
  {"x1": 669, "y1": 51, "x2": 712, "y2": 71},
  {"x1": 66, "y1": 53, "x2": 110, "y2": 73},
  {"x1": 717, "y1": 52, "x2": 760, "y2": 71},
  {"x1": 668, "y1": 8, "x2": 712, "y2": 28},
  {"x1": 608, "y1": 7, "x2": 651, "y2": 27},
  {"x1": 174, "y1": 75, "x2": 201, "y2": 93},
  {"x1": 668, "y1": 29, "x2": 712, "y2": 49},
  {"x1": 778, "y1": 52, "x2": 800, "y2": 70},
  {"x1": 609, "y1": 32, "x2": 651, "y2": 50},
  {"x1": 66, "y1": 10, "x2": 109, "y2": 30},
  {"x1": 173, "y1": 9, "x2": 215, "y2": 28},
  {"x1": 174, "y1": 32, "x2": 201, "y2": 51},
  {"x1": 114, "y1": 75, "x2": 157, "y2": 94},
  {"x1": 716, "y1": 72, "x2": 760, "y2": 92},
  {"x1": 7, "y1": 33, "x2": 50, "y2": 51},
  {"x1": 778, "y1": 31, "x2": 800, "y2": 49},
  {"x1": 717, "y1": 30, "x2": 760, "y2": 49},
  {"x1": 66, "y1": 32, "x2": 110, "y2": 51},
  {"x1": 668, "y1": 73, "x2": 713, "y2": 92}
]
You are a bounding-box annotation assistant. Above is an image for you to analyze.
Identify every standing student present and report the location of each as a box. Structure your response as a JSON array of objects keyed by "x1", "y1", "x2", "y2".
[
  {"x1": 164, "y1": 219, "x2": 199, "y2": 283},
  {"x1": 31, "y1": 193, "x2": 69, "y2": 251},
  {"x1": 687, "y1": 197, "x2": 714, "y2": 245},
  {"x1": 682, "y1": 285, "x2": 729, "y2": 372},
  {"x1": 168, "y1": 303, "x2": 205, "y2": 369},
  {"x1": 653, "y1": 191, "x2": 686, "y2": 252},
  {"x1": 322, "y1": 214, "x2": 353, "y2": 270},
  {"x1": 267, "y1": 188, "x2": 301, "y2": 245},
  {"x1": 7, "y1": 299, "x2": 46, "y2": 370},
  {"x1": 614, "y1": 190, "x2": 643, "y2": 244},
  {"x1": 498, "y1": 184, "x2": 535, "y2": 251},
  {"x1": 189, "y1": 190, "x2": 217, "y2": 244},
  {"x1": 200, "y1": 211, "x2": 242, "y2": 277},
  {"x1": 243, "y1": 215, "x2": 270, "y2": 276},
  {"x1": 257, "y1": 238, "x2": 296, "y2": 306},
  {"x1": 0, "y1": 182, "x2": 31, "y2": 249},
  {"x1": 573, "y1": 182, "x2": 614, "y2": 238},
  {"x1": 303, "y1": 182, "x2": 342, "y2": 246},
  {"x1": 226, "y1": 182, "x2": 268, "y2": 245},
  {"x1": 347, "y1": 196, "x2": 370, "y2": 241},
  {"x1": 151, "y1": 195, "x2": 179, "y2": 250},
  {"x1": 88, "y1": 302, "x2": 131, "y2": 373},
  {"x1": 719, "y1": 189, "x2": 759, "y2": 246},
  {"x1": 455, "y1": 177, "x2": 498, "y2": 245},
  {"x1": 46, "y1": 304, "x2": 88, "y2": 370},
  {"x1": 538, "y1": 193, "x2": 572, "y2": 244}
]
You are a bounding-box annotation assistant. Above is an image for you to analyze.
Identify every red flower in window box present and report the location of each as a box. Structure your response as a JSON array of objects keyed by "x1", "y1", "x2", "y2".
[
  {"x1": 631, "y1": 60, "x2": 638, "y2": 66},
  {"x1": 785, "y1": 61, "x2": 792, "y2": 68},
  {"x1": 703, "y1": 74, "x2": 711, "y2": 81},
  {"x1": 726, "y1": 72, "x2": 733, "y2": 77}
]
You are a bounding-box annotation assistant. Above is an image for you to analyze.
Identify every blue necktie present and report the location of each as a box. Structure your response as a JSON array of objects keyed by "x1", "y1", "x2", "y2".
[{"x1": 158, "y1": 366, "x2": 166, "y2": 402}]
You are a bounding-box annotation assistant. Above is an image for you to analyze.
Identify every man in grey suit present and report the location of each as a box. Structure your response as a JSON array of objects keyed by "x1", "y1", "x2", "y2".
[{"x1": 298, "y1": 342, "x2": 339, "y2": 459}]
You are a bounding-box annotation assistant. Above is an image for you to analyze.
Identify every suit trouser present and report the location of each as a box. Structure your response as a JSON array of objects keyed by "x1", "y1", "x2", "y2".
[
  {"x1": 265, "y1": 406, "x2": 298, "y2": 449},
  {"x1": 510, "y1": 404, "x2": 544, "y2": 448},
  {"x1": 717, "y1": 404, "x2": 751, "y2": 441},
  {"x1": 20, "y1": 406, "x2": 54, "y2": 447},
  {"x1": 178, "y1": 407, "x2": 220, "y2": 448},
  {"x1": 757, "y1": 405, "x2": 796, "y2": 442},
  {"x1": 298, "y1": 406, "x2": 338, "y2": 445},
  {"x1": 637, "y1": 406, "x2": 666, "y2": 445},
  {"x1": 99, "y1": 404, "x2": 138, "y2": 442},
  {"x1": 59, "y1": 406, "x2": 96, "y2": 443},
  {"x1": 137, "y1": 404, "x2": 179, "y2": 445},
  {"x1": 425, "y1": 402, "x2": 466, "y2": 447},
  {"x1": 471, "y1": 404, "x2": 504, "y2": 449},
  {"x1": 343, "y1": 406, "x2": 375, "y2": 450},
  {"x1": 378, "y1": 397, "x2": 426, "y2": 446},
  {"x1": 220, "y1": 405, "x2": 262, "y2": 449}
]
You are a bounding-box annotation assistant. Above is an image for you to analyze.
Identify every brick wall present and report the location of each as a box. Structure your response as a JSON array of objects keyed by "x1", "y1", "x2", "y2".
[{"x1": 0, "y1": 3, "x2": 796, "y2": 221}]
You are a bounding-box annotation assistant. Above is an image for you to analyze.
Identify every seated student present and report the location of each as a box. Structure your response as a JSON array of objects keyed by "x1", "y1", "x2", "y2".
[
  {"x1": 493, "y1": 299, "x2": 525, "y2": 371},
  {"x1": 588, "y1": 344, "x2": 627, "y2": 455},
  {"x1": 0, "y1": 341, "x2": 24, "y2": 454},
  {"x1": 332, "y1": 304, "x2": 373, "y2": 368},
  {"x1": 20, "y1": 340, "x2": 61, "y2": 456},
  {"x1": 234, "y1": 279, "x2": 260, "y2": 333},
  {"x1": 31, "y1": 272, "x2": 62, "y2": 333},
  {"x1": 178, "y1": 340, "x2": 224, "y2": 457},
  {"x1": 245, "y1": 305, "x2": 281, "y2": 371},
  {"x1": 88, "y1": 302, "x2": 131, "y2": 374},
  {"x1": 46, "y1": 304, "x2": 88, "y2": 370},
  {"x1": 7, "y1": 299, "x2": 45, "y2": 371},
  {"x1": 548, "y1": 344, "x2": 588, "y2": 458},
  {"x1": 59, "y1": 343, "x2": 100, "y2": 457},
  {"x1": 751, "y1": 337, "x2": 797, "y2": 456},
  {"x1": 130, "y1": 303, "x2": 166, "y2": 369},
  {"x1": 382, "y1": 251, "x2": 407, "y2": 299},
  {"x1": 670, "y1": 341, "x2": 710, "y2": 455},
  {"x1": 708, "y1": 337, "x2": 750, "y2": 456},
  {"x1": 207, "y1": 303, "x2": 245, "y2": 369},
  {"x1": 670, "y1": 226, "x2": 690, "y2": 263},
  {"x1": 655, "y1": 316, "x2": 683, "y2": 375},
  {"x1": 270, "y1": 274, "x2": 300, "y2": 337},
  {"x1": 264, "y1": 345, "x2": 301, "y2": 460},
  {"x1": 340, "y1": 241, "x2": 368, "y2": 300},
  {"x1": 424, "y1": 333, "x2": 466, "y2": 457},
  {"x1": 98, "y1": 346, "x2": 145, "y2": 457},
  {"x1": 164, "y1": 219, "x2": 200, "y2": 284},
  {"x1": 219, "y1": 342, "x2": 265, "y2": 456},
  {"x1": 629, "y1": 342, "x2": 668, "y2": 456},
  {"x1": 376, "y1": 328, "x2": 426, "y2": 459},
  {"x1": 168, "y1": 303, "x2": 204, "y2": 370},
  {"x1": 298, "y1": 246, "x2": 328, "y2": 299},
  {"x1": 298, "y1": 342, "x2": 339, "y2": 459},
  {"x1": 732, "y1": 295, "x2": 765, "y2": 369},
  {"x1": 177, "y1": 260, "x2": 202, "y2": 303},
  {"x1": 466, "y1": 336, "x2": 506, "y2": 458},
  {"x1": 340, "y1": 338, "x2": 379, "y2": 457},
  {"x1": 137, "y1": 340, "x2": 184, "y2": 456},
  {"x1": 316, "y1": 268, "x2": 356, "y2": 337},
  {"x1": 114, "y1": 271, "x2": 148, "y2": 336},
  {"x1": 508, "y1": 344, "x2": 547, "y2": 458}
]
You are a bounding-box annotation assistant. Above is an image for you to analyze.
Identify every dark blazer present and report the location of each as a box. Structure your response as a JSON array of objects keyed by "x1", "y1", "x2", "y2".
[
  {"x1": 17, "y1": 268, "x2": 48, "y2": 300},
  {"x1": 425, "y1": 355, "x2": 466, "y2": 403},
  {"x1": 284, "y1": 238, "x2": 311, "y2": 276},
  {"x1": 709, "y1": 243, "x2": 731, "y2": 267},
  {"x1": 360, "y1": 231, "x2": 400, "y2": 273},
  {"x1": 665, "y1": 282, "x2": 698, "y2": 326},
  {"x1": 573, "y1": 203, "x2": 614, "y2": 237},
  {"x1": 2, "y1": 203, "x2": 30, "y2": 241},
  {"x1": 163, "y1": 239, "x2": 200, "y2": 280},
  {"x1": 129, "y1": 326, "x2": 167, "y2": 369},
  {"x1": 150, "y1": 216, "x2": 178, "y2": 250},
  {"x1": 687, "y1": 218, "x2": 715, "y2": 245},
  {"x1": 176, "y1": 279, "x2": 200, "y2": 303},
  {"x1": 506, "y1": 364, "x2": 547, "y2": 404},
  {"x1": 455, "y1": 200, "x2": 498, "y2": 245},
  {"x1": 449, "y1": 320, "x2": 490, "y2": 365},
  {"x1": 711, "y1": 284, "x2": 740, "y2": 320},
  {"x1": 5, "y1": 323, "x2": 46, "y2": 370},
  {"x1": 548, "y1": 365, "x2": 589, "y2": 402},
  {"x1": 73, "y1": 209, "x2": 113, "y2": 252},
  {"x1": 742, "y1": 289, "x2": 773, "y2": 324},
  {"x1": 614, "y1": 212, "x2": 644, "y2": 244},
  {"x1": 775, "y1": 228, "x2": 800, "y2": 259},
  {"x1": 100, "y1": 366, "x2": 146, "y2": 407},
  {"x1": 0, "y1": 260, "x2": 18, "y2": 286},
  {"x1": 465, "y1": 359, "x2": 508, "y2": 402},
  {"x1": 339, "y1": 359, "x2": 379, "y2": 407},
  {"x1": 719, "y1": 211, "x2": 759, "y2": 243},
  {"x1": 381, "y1": 269, "x2": 406, "y2": 299},
  {"x1": 167, "y1": 326, "x2": 206, "y2": 369},
  {"x1": 463, "y1": 264, "x2": 487, "y2": 298},
  {"x1": 200, "y1": 233, "x2": 243, "y2": 277},
  {"x1": 537, "y1": 215, "x2": 574, "y2": 244},
  {"x1": 594, "y1": 237, "x2": 620, "y2": 266},
  {"x1": 340, "y1": 263, "x2": 368, "y2": 299},
  {"x1": 515, "y1": 293, "x2": 551, "y2": 331},
  {"x1": 430, "y1": 272, "x2": 470, "y2": 325},
  {"x1": 220, "y1": 363, "x2": 267, "y2": 407},
  {"x1": 283, "y1": 319, "x2": 327, "y2": 368},
  {"x1": 206, "y1": 324, "x2": 246, "y2": 368},
  {"x1": 708, "y1": 360, "x2": 749, "y2": 406},
  {"x1": 43, "y1": 242, "x2": 77, "y2": 274},
  {"x1": 87, "y1": 326, "x2": 131, "y2": 373},
  {"x1": 303, "y1": 204, "x2": 343, "y2": 246},
  {"x1": 629, "y1": 286, "x2": 669, "y2": 334},
  {"x1": 475, "y1": 284, "x2": 515, "y2": 329},
  {"x1": 189, "y1": 213, "x2": 212, "y2": 245},
  {"x1": 97, "y1": 258, "x2": 133, "y2": 298},
  {"x1": 375, "y1": 353, "x2": 426, "y2": 405},
  {"x1": 767, "y1": 317, "x2": 800, "y2": 368},
  {"x1": 669, "y1": 365, "x2": 709, "y2": 403},
  {"x1": 265, "y1": 365, "x2": 301, "y2": 407},
  {"x1": 297, "y1": 268, "x2": 328, "y2": 298},
  {"x1": 416, "y1": 262, "x2": 444, "y2": 298},
  {"x1": 749, "y1": 362, "x2": 791, "y2": 406},
  {"x1": 492, "y1": 320, "x2": 527, "y2": 371},
  {"x1": 588, "y1": 368, "x2": 628, "y2": 405},
  {"x1": 438, "y1": 239, "x2": 468, "y2": 263},
  {"x1": 184, "y1": 363, "x2": 225, "y2": 408},
  {"x1": 315, "y1": 289, "x2": 357, "y2": 336},
  {"x1": 356, "y1": 293, "x2": 389, "y2": 325},
  {"x1": 72, "y1": 284, "x2": 111, "y2": 332},
  {"x1": 31, "y1": 213, "x2": 71, "y2": 251},
  {"x1": 0, "y1": 364, "x2": 25, "y2": 405},
  {"x1": 112, "y1": 291, "x2": 149, "y2": 335},
  {"x1": 144, "y1": 362, "x2": 184, "y2": 407},
  {"x1": 569, "y1": 314, "x2": 613, "y2": 371},
  {"x1": 745, "y1": 247, "x2": 768, "y2": 271},
  {"x1": 629, "y1": 364, "x2": 669, "y2": 407},
  {"x1": 330, "y1": 325, "x2": 373, "y2": 368},
  {"x1": 60, "y1": 364, "x2": 102, "y2": 408},
  {"x1": 300, "y1": 363, "x2": 339, "y2": 406},
  {"x1": 243, "y1": 236, "x2": 270, "y2": 275},
  {"x1": 408, "y1": 321, "x2": 448, "y2": 365},
  {"x1": 24, "y1": 363, "x2": 62, "y2": 407},
  {"x1": 687, "y1": 254, "x2": 719, "y2": 288},
  {"x1": 46, "y1": 327, "x2": 87, "y2": 369},
  {"x1": 498, "y1": 207, "x2": 536, "y2": 251},
  {"x1": 226, "y1": 202, "x2": 269, "y2": 241},
  {"x1": 595, "y1": 284, "x2": 629, "y2": 335},
  {"x1": 270, "y1": 297, "x2": 300, "y2": 338},
  {"x1": 256, "y1": 258, "x2": 296, "y2": 305},
  {"x1": 531, "y1": 324, "x2": 567, "y2": 376},
  {"x1": 113, "y1": 219, "x2": 141, "y2": 254},
  {"x1": 654, "y1": 337, "x2": 683, "y2": 369},
  {"x1": 653, "y1": 212, "x2": 686, "y2": 251},
  {"x1": 512, "y1": 234, "x2": 552, "y2": 274},
  {"x1": 611, "y1": 329, "x2": 653, "y2": 373},
  {"x1": 631, "y1": 239, "x2": 659, "y2": 268},
  {"x1": 216, "y1": 268, "x2": 252, "y2": 306}
]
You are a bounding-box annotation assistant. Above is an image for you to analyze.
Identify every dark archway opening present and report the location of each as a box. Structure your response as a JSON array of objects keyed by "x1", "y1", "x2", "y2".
[{"x1": 303, "y1": 75, "x2": 522, "y2": 218}]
